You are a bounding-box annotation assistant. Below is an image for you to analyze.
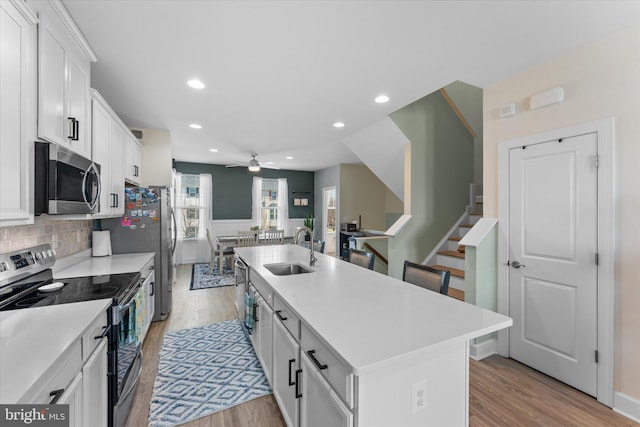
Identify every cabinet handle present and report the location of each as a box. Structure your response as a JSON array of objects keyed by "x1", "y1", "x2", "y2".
[
  {"x1": 288, "y1": 358, "x2": 296, "y2": 386},
  {"x1": 275, "y1": 310, "x2": 288, "y2": 321},
  {"x1": 307, "y1": 350, "x2": 328, "y2": 371},
  {"x1": 150, "y1": 281, "x2": 155, "y2": 296},
  {"x1": 295, "y1": 369, "x2": 302, "y2": 399},
  {"x1": 94, "y1": 325, "x2": 110, "y2": 340},
  {"x1": 67, "y1": 117, "x2": 76, "y2": 140},
  {"x1": 253, "y1": 302, "x2": 259, "y2": 322},
  {"x1": 49, "y1": 388, "x2": 65, "y2": 404},
  {"x1": 73, "y1": 119, "x2": 79, "y2": 141}
]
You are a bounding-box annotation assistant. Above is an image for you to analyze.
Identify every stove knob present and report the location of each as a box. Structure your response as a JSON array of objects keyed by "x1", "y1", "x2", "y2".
[
  {"x1": 48, "y1": 250, "x2": 55, "y2": 257},
  {"x1": 0, "y1": 262, "x2": 8, "y2": 272},
  {"x1": 35, "y1": 252, "x2": 43, "y2": 261}
]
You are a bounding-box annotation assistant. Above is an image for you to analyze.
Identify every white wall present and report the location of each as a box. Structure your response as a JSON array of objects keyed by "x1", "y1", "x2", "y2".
[{"x1": 483, "y1": 24, "x2": 640, "y2": 402}]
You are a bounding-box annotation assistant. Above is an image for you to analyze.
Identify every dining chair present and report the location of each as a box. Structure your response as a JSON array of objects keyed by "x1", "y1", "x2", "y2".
[
  {"x1": 262, "y1": 229, "x2": 284, "y2": 245},
  {"x1": 402, "y1": 261, "x2": 450, "y2": 295},
  {"x1": 313, "y1": 240, "x2": 325, "y2": 254},
  {"x1": 206, "y1": 229, "x2": 234, "y2": 273},
  {"x1": 237, "y1": 230, "x2": 258, "y2": 247},
  {"x1": 348, "y1": 248, "x2": 375, "y2": 270}
]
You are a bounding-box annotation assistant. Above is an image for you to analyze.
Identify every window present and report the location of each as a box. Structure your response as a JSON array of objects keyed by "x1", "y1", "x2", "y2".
[
  {"x1": 260, "y1": 179, "x2": 279, "y2": 229},
  {"x1": 174, "y1": 173, "x2": 211, "y2": 239},
  {"x1": 252, "y1": 177, "x2": 289, "y2": 231}
]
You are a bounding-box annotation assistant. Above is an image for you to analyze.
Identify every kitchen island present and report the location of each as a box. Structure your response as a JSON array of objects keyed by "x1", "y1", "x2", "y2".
[{"x1": 235, "y1": 244, "x2": 512, "y2": 427}]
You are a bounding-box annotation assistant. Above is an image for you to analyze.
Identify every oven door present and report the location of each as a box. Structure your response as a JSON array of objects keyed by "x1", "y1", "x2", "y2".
[{"x1": 112, "y1": 284, "x2": 144, "y2": 427}]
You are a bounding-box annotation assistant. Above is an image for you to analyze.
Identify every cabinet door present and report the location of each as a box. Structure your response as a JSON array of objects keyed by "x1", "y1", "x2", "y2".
[
  {"x1": 257, "y1": 296, "x2": 273, "y2": 382},
  {"x1": 0, "y1": 2, "x2": 36, "y2": 225},
  {"x1": 59, "y1": 372, "x2": 83, "y2": 427},
  {"x1": 66, "y1": 51, "x2": 91, "y2": 158},
  {"x1": 300, "y1": 353, "x2": 353, "y2": 427},
  {"x1": 82, "y1": 338, "x2": 108, "y2": 427},
  {"x1": 273, "y1": 318, "x2": 300, "y2": 427},
  {"x1": 144, "y1": 270, "x2": 155, "y2": 338},
  {"x1": 124, "y1": 136, "x2": 142, "y2": 184},
  {"x1": 91, "y1": 99, "x2": 111, "y2": 215},
  {"x1": 37, "y1": 12, "x2": 66, "y2": 145},
  {"x1": 110, "y1": 123, "x2": 125, "y2": 215}
]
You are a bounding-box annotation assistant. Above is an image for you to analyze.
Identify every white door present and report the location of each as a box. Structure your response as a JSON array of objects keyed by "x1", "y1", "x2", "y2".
[
  {"x1": 322, "y1": 187, "x2": 336, "y2": 256},
  {"x1": 508, "y1": 133, "x2": 598, "y2": 395}
]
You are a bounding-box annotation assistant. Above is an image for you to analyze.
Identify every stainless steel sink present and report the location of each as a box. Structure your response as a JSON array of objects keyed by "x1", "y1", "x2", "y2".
[{"x1": 264, "y1": 263, "x2": 314, "y2": 276}]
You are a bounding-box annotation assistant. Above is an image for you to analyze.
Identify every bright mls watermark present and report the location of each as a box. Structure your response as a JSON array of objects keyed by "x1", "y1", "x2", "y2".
[{"x1": 0, "y1": 405, "x2": 69, "y2": 426}]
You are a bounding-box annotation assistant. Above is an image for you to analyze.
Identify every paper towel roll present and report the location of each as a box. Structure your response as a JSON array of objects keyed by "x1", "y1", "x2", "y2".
[{"x1": 92, "y1": 230, "x2": 112, "y2": 257}]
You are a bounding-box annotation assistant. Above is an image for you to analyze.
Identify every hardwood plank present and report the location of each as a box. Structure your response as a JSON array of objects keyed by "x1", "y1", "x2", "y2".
[
  {"x1": 437, "y1": 250, "x2": 465, "y2": 259},
  {"x1": 431, "y1": 264, "x2": 465, "y2": 279},
  {"x1": 448, "y1": 287, "x2": 465, "y2": 301}
]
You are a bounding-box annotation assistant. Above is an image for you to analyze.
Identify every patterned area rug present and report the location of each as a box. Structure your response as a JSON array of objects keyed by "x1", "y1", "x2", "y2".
[
  {"x1": 190, "y1": 263, "x2": 235, "y2": 290},
  {"x1": 148, "y1": 319, "x2": 271, "y2": 427}
]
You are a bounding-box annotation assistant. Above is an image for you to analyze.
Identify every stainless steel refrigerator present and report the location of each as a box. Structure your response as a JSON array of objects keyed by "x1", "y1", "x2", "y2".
[{"x1": 101, "y1": 186, "x2": 176, "y2": 321}]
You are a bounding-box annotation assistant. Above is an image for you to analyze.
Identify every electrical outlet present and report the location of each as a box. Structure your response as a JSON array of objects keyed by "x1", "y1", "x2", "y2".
[{"x1": 412, "y1": 379, "x2": 427, "y2": 414}]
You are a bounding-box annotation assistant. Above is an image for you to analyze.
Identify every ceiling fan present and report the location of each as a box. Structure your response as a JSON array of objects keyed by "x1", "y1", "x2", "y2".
[{"x1": 225, "y1": 153, "x2": 280, "y2": 172}]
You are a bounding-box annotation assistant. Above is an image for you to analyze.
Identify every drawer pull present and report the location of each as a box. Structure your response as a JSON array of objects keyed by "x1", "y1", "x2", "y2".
[
  {"x1": 307, "y1": 350, "x2": 328, "y2": 371},
  {"x1": 288, "y1": 358, "x2": 296, "y2": 386},
  {"x1": 94, "y1": 325, "x2": 110, "y2": 340},
  {"x1": 295, "y1": 369, "x2": 302, "y2": 399},
  {"x1": 275, "y1": 310, "x2": 288, "y2": 321},
  {"x1": 49, "y1": 388, "x2": 65, "y2": 404},
  {"x1": 253, "y1": 302, "x2": 259, "y2": 322}
]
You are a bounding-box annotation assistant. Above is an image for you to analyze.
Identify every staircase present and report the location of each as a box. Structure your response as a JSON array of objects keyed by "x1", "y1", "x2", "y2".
[{"x1": 426, "y1": 196, "x2": 483, "y2": 301}]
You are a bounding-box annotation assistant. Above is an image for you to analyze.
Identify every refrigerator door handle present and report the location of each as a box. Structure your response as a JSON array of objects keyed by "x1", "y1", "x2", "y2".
[{"x1": 170, "y1": 208, "x2": 177, "y2": 256}]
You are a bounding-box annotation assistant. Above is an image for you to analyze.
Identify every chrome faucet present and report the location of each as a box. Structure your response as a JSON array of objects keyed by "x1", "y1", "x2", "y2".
[{"x1": 294, "y1": 226, "x2": 317, "y2": 266}]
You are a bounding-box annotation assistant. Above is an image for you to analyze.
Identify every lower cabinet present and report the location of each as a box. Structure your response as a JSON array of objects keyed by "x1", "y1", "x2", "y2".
[
  {"x1": 58, "y1": 372, "x2": 83, "y2": 427},
  {"x1": 254, "y1": 293, "x2": 273, "y2": 382},
  {"x1": 272, "y1": 318, "x2": 300, "y2": 427},
  {"x1": 82, "y1": 338, "x2": 108, "y2": 427},
  {"x1": 300, "y1": 352, "x2": 353, "y2": 427}
]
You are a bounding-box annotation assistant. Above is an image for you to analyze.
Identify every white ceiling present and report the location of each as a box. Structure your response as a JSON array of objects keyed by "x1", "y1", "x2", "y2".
[{"x1": 63, "y1": 0, "x2": 639, "y2": 172}]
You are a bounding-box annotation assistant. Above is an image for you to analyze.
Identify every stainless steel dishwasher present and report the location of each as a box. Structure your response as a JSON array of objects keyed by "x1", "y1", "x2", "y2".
[{"x1": 234, "y1": 257, "x2": 248, "y2": 320}]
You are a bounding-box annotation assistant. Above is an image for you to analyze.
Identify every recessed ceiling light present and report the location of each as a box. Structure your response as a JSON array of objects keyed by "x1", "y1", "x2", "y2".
[
  {"x1": 375, "y1": 95, "x2": 389, "y2": 103},
  {"x1": 333, "y1": 122, "x2": 345, "y2": 128},
  {"x1": 286, "y1": 156, "x2": 293, "y2": 160},
  {"x1": 187, "y1": 79, "x2": 205, "y2": 89},
  {"x1": 209, "y1": 148, "x2": 218, "y2": 152},
  {"x1": 189, "y1": 123, "x2": 202, "y2": 129}
]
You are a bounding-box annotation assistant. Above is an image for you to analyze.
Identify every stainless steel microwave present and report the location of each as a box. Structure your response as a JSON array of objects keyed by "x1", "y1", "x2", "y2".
[{"x1": 35, "y1": 142, "x2": 101, "y2": 214}]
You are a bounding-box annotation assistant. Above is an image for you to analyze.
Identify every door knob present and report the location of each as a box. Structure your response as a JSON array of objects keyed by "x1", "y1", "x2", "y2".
[{"x1": 511, "y1": 260, "x2": 525, "y2": 269}]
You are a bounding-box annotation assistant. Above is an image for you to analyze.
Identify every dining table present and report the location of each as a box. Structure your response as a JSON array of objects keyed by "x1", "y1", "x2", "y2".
[{"x1": 214, "y1": 233, "x2": 295, "y2": 271}]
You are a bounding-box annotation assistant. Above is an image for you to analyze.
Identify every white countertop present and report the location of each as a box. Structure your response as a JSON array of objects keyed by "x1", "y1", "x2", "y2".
[
  {"x1": 54, "y1": 252, "x2": 155, "y2": 279},
  {"x1": 235, "y1": 245, "x2": 512, "y2": 375},
  {"x1": 0, "y1": 299, "x2": 112, "y2": 403}
]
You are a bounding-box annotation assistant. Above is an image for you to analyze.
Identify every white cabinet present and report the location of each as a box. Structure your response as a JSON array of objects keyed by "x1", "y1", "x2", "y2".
[
  {"x1": 82, "y1": 338, "x2": 108, "y2": 427},
  {"x1": 125, "y1": 135, "x2": 142, "y2": 184},
  {"x1": 273, "y1": 318, "x2": 300, "y2": 427},
  {"x1": 59, "y1": 372, "x2": 84, "y2": 427},
  {"x1": 256, "y1": 295, "x2": 273, "y2": 383},
  {"x1": 0, "y1": 1, "x2": 37, "y2": 226},
  {"x1": 300, "y1": 352, "x2": 353, "y2": 427},
  {"x1": 91, "y1": 90, "x2": 125, "y2": 217},
  {"x1": 32, "y1": 0, "x2": 96, "y2": 158}
]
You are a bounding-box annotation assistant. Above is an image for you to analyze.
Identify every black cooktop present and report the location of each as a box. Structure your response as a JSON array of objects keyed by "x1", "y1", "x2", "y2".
[{"x1": 0, "y1": 270, "x2": 141, "y2": 311}]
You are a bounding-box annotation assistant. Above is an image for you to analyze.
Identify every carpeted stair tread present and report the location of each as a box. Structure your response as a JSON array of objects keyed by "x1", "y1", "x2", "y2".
[
  {"x1": 448, "y1": 288, "x2": 465, "y2": 301},
  {"x1": 437, "y1": 250, "x2": 465, "y2": 259},
  {"x1": 430, "y1": 264, "x2": 465, "y2": 279}
]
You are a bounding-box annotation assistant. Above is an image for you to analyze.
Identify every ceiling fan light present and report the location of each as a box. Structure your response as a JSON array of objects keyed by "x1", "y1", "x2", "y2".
[{"x1": 248, "y1": 158, "x2": 260, "y2": 172}]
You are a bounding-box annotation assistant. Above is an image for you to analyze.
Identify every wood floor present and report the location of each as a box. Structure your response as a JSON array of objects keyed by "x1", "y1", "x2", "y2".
[{"x1": 125, "y1": 263, "x2": 636, "y2": 427}]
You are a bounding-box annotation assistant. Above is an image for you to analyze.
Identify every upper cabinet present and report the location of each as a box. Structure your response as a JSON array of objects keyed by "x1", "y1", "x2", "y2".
[
  {"x1": 29, "y1": 0, "x2": 97, "y2": 159},
  {"x1": 0, "y1": 1, "x2": 38, "y2": 226},
  {"x1": 125, "y1": 134, "x2": 142, "y2": 185}
]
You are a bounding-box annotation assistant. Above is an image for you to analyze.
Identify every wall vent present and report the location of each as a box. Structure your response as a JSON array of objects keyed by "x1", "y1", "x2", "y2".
[{"x1": 130, "y1": 128, "x2": 144, "y2": 141}]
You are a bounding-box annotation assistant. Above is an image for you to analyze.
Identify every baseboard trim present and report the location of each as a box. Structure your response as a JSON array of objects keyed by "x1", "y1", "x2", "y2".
[
  {"x1": 469, "y1": 337, "x2": 497, "y2": 361},
  {"x1": 613, "y1": 392, "x2": 640, "y2": 423}
]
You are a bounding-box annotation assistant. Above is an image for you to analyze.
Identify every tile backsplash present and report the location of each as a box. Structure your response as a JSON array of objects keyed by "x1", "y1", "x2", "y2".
[{"x1": 0, "y1": 216, "x2": 93, "y2": 259}]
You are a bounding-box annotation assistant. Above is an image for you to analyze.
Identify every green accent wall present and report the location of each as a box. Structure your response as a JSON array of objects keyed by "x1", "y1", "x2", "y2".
[
  {"x1": 387, "y1": 90, "x2": 474, "y2": 278},
  {"x1": 174, "y1": 162, "x2": 314, "y2": 220}
]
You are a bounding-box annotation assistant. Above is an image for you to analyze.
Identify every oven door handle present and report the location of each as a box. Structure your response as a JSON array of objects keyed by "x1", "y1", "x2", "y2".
[{"x1": 113, "y1": 284, "x2": 142, "y2": 325}]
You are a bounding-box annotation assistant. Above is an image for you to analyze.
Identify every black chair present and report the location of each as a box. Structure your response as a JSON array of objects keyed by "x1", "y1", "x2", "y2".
[
  {"x1": 402, "y1": 261, "x2": 450, "y2": 295},
  {"x1": 348, "y1": 249, "x2": 375, "y2": 270},
  {"x1": 313, "y1": 240, "x2": 325, "y2": 254}
]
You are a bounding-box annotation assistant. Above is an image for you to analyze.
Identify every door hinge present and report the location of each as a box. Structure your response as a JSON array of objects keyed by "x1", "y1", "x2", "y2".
[
  {"x1": 595, "y1": 253, "x2": 599, "y2": 265},
  {"x1": 594, "y1": 154, "x2": 600, "y2": 168},
  {"x1": 595, "y1": 350, "x2": 599, "y2": 363}
]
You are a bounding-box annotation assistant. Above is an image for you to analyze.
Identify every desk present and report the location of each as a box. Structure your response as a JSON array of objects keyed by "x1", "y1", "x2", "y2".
[{"x1": 214, "y1": 234, "x2": 293, "y2": 270}]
